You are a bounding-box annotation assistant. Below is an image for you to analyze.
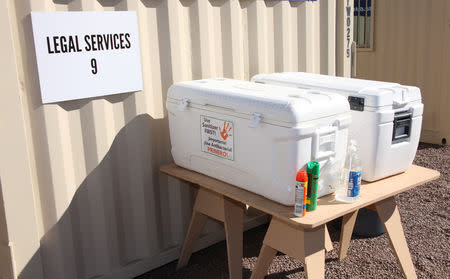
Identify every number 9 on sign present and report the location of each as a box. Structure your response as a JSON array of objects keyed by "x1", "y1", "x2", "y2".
[{"x1": 91, "y1": 58, "x2": 97, "y2": 74}]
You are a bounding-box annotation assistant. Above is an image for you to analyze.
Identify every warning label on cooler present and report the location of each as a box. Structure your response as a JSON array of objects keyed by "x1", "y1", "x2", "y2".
[{"x1": 201, "y1": 115, "x2": 234, "y2": 161}]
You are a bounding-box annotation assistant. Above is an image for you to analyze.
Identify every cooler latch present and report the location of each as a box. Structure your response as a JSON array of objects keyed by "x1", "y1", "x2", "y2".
[
  {"x1": 348, "y1": 96, "x2": 365, "y2": 111},
  {"x1": 392, "y1": 111, "x2": 412, "y2": 143},
  {"x1": 178, "y1": 98, "x2": 190, "y2": 111},
  {"x1": 249, "y1": 113, "x2": 262, "y2": 128}
]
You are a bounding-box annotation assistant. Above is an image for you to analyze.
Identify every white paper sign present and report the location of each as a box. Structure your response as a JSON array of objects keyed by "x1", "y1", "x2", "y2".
[
  {"x1": 201, "y1": 115, "x2": 234, "y2": 161},
  {"x1": 31, "y1": 11, "x2": 143, "y2": 103}
]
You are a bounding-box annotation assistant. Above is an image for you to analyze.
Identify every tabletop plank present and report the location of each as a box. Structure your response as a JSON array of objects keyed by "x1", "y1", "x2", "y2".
[{"x1": 160, "y1": 163, "x2": 439, "y2": 229}]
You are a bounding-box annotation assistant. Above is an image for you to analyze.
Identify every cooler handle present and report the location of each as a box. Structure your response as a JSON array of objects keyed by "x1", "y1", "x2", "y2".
[
  {"x1": 391, "y1": 85, "x2": 409, "y2": 107},
  {"x1": 312, "y1": 126, "x2": 337, "y2": 162},
  {"x1": 374, "y1": 86, "x2": 409, "y2": 107}
]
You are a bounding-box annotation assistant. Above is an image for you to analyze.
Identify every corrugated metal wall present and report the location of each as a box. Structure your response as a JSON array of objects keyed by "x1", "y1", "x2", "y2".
[
  {"x1": 356, "y1": 0, "x2": 450, "y2": 144},
  {"x1": 0, "y1": 0, "x2": 349, "y2": 278}
]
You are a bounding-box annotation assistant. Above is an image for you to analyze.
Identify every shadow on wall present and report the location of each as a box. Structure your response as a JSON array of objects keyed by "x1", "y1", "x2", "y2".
[{"x1": 18, "y1": 114, "x2": 185, "y2": 279}]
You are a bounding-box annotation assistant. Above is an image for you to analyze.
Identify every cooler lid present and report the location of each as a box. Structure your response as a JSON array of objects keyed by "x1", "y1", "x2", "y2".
[
  {"x1": 252, "y1": 72, "x2": 422, "y2": 108},
  {"x1": 167, "y1": 78, "x2": 350, "y2": 125}
]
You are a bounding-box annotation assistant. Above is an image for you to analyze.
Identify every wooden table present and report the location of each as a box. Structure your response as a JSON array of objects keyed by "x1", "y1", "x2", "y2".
[{"x1": 160, "y1": 163, "x2": 439, "y2": 279}]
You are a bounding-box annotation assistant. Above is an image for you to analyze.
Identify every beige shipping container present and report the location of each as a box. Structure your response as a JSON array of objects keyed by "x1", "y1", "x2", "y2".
[
  {"x1": 356, "y1": 0, "x2": 450, "y2": 145},
  {"x1": 0, "y1": 0, "x2": 352, "y2": 278}
]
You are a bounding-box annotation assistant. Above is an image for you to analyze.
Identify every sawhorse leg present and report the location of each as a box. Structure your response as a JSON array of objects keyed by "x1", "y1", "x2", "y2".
[
  {"x1": 338, "y1": 210, "x2": 359, "y2": 260},
  {"x1": 177, "y1": 187, "x2": 245, "y2": 279},
  {"x1": 376, "y1": 197, "x2": 417, "y2": 279},
  {"x1": 337, "y1": 197, "x2": 417, "y2": 278},
  {"x1": 250, "y1": 218, "x2": 326, "y2": 279},
  {"x1": 324, "y1": 224, "x2": 333, "y2": 252}
]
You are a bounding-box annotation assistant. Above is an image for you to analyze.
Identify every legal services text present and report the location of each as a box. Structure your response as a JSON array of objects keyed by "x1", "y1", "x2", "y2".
[{"x1": 46, "y1": 33, "x2": 131, "y2": 54}]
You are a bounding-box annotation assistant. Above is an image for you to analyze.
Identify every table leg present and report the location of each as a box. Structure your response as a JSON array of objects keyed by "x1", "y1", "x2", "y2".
[
  {"x1": 338, "y1": 210, "x2": 358, "y2": 260},
  {"x1": 249, "y1": 244, "x2": 277, "y2": 279},
  {"x1": 324, "y1": 224, "x2": 333, "y2": 252},
  {"x1": 250, "y1": 218, "x2": 325, "y2": 279},
  {"x1": 376, "y1": 197, "x2": 417, "y2": 279},
  {"x1": 177, "y1": 188, "x2": 244, "y2": 279},
  {"x1": 224, "y1": 198, "x2": 244, "y2": 279},
  {"x1": 303, "y1": 226, "x2": 326, "y2": 279},
  {"x1": 177, "y1": 200, "x2": 208, "y2": 269}
]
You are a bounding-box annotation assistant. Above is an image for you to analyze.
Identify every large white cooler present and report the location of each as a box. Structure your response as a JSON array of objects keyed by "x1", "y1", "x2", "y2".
[
  {"x1": 166, "y1": 78, "x2": 351, "y2": 205},
  {"x1": 252, "y1": 72, "x2": 423, "y2": 181}
]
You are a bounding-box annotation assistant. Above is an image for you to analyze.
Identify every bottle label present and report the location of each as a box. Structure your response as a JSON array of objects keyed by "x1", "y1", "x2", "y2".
[
  {"x1": 295, "y1": 182, "x2": 305, "y2": 204},
  {"x1": 294, "y1": 181, "x2": 305, "y2": 216},
  {"x1": 347, "y1": 171, "x2": 361, "y2": 197}
]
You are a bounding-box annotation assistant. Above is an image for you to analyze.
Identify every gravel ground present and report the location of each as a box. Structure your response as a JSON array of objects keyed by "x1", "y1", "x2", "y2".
[{"x1": 138, "y1": 143, "x2": 450, "y2": 279}]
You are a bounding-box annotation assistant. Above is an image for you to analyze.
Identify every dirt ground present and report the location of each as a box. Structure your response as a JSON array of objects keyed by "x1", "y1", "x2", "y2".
[{"x1": 138, "y1": 143, "x2": 450, "y2": 279}]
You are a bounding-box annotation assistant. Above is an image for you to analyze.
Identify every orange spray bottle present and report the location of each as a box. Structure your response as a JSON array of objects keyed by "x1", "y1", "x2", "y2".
[{"x1": 294, "y1": 170, "x2": 308, "y2": 217}]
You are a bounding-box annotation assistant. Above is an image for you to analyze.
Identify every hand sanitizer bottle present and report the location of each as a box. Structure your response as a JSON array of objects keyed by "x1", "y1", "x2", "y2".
[{"x1": 335, "y1": 140, "x2": 362, "y2": 203}]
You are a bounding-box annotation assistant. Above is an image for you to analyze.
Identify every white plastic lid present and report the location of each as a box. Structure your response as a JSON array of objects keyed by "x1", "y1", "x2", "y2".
[
  {"x1": 168, "y1": 78, "x2": 350, "y2": 124},
  {"x1": 252, "y1": 72, "x2": 422, "y2": 108}
]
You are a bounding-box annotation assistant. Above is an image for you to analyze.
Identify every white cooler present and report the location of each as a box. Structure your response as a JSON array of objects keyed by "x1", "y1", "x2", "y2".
[
  {"x1": 167, "y1": 78, "x2": 351, "y2": 205},
  {"x1": 252, "y1": 72, "x2": 423, "y2": 181}
]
